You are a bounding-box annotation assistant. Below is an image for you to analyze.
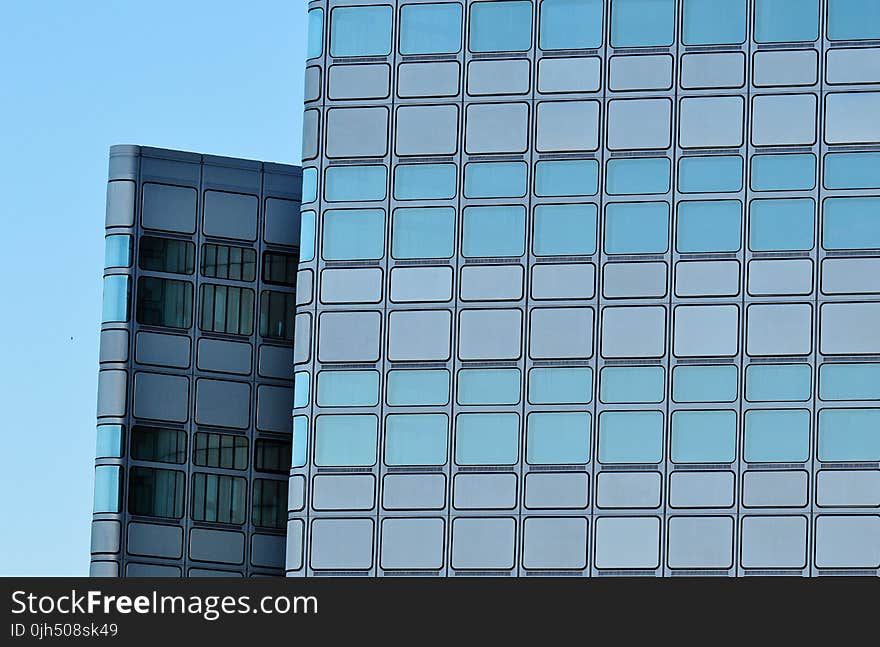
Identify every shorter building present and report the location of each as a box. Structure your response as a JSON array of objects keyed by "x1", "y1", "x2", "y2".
[{"x1": 91, "y1": 145, "x2": 301, "y2": 577}]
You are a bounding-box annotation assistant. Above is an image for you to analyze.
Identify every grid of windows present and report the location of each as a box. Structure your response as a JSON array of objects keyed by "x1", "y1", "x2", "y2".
[
  {"x1": 292, "y1": 0, "x2": 880, "y2": 576},
  {"x1": 92, "y1": 147, "x2": 300, "y2": 578}
]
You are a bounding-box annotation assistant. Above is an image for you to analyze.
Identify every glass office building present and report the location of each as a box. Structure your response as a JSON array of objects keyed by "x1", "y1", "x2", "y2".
[
  {"x1": 91, "y1": 146, "x2": 302, "y2": 577},
  {"x1": 290, "y1": 0, "x2": 880, "y2": 576}
]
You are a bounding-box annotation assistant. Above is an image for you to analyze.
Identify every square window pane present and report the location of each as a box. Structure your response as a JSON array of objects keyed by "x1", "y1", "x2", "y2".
[
  {"x1": 385, "y1": 414, "x2": 448, "y2": 466},
  {"x1": 315, "y1": 415, "x2": 378, "y2": 467},
  {"x1": 749, "y1": 199, "x2": 815, "y2": 252},
  {"x1": 683, "y1": 0, "x2": 746, "y2": 45},
  {"x1": 598, "y1": 410, "x2": 664, "y2": 464},
  {"x1": 604, "y1": 202, "x2": 669, "y2": 255},
  {"x1": 392, "y1": 207, "x2": 455, "y2": 259},
  {"x1": 745, "y1": 409, "x2": 810, "y2": 463},
  {"x1": 828, "y1": 0, "x2": 880, "y2": 41},
  {"x1": 463, "y1": 205, "x2": 526, "y2": 257},
  {"x1": 611, "y1": 0, "x2": 675, "y2": 47},
  {"x1": 400, "y1": 3, "x2": 462, "y2": 54},
  {"x1": 818, "y1": 409, "x2": 880, "y2": 462},
  {"x1": 330, "y1": 6, "x2": 393, "y2": 57},
  {"x1": 540, "y1": 0, "x2": 603, "y2": 49},
  {"x1": 671, "y1": 410, "x2": 737, "y2": 463},
  {"x1": 533, "y1": 203, "x2": 597, "y2": 256},
  {"x1": 823, "y1": 198, "x2": 880, "y2": 251},
  {"x1": 754, "y1": 0, "x2": 819, "y2": 43},
  {"x1": 469, "y1": 1, "x2": 533, "y2": 52},
  {"x1": 322, "y1": 209, "x2": 385, "y2": 260},
  {"x1": 526, "y1": 412, "x2": 591, "y2": 464},
  {"x1": 677, "y1": 200, "x2": 742, "y2": 253},
  {"x1": 455, "y1": 413, "x2": 519, "y2": 465}
]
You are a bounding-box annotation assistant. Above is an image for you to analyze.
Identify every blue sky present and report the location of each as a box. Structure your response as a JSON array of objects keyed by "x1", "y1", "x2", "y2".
[{"x1": 0, "y1": 1, "x2": 305, "y2": 576}]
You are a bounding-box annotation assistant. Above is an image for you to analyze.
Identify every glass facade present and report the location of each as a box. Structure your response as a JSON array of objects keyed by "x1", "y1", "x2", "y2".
[
  {"x1": 91, "y1": 146, "x2": 300, "y2": 578},
  {"x1": 293, "y1": 0, "x2": 880, "y2": 577}
]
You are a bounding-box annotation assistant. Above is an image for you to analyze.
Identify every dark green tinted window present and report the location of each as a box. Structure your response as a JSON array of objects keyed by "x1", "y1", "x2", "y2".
[
  {"x1": 193, "y1": 432, "x2": 248, "y2": 470},
  {"x1": 259, "y1": 290, "x2": 295, "y2": 341},
  {"x1": 136, "y1": 276, "x2": 193, "y2": 329},
  {"x1": 199, "y1": 284, "x2": 255, "y2": 336},
  {"x1": 252, "y1": 479, "x2": 287, "y2": 529},
  {"x1": 262, "y1": 252, "x2": 298, "y2": 287},
  {"x1": 255, "y1": 438, "x2": 292, "y2": 474},
  {"x1": 139, "y1": 236, "x2": 195, "y2": 274},
  {"x1": 128, "y1": 466, "x2": 185, "y2": 519},
  {"x1": 191, "y1": 473, "x2": 247, "y2": 525},
  {"x1": 201, "y1": 243, "x2": 256, "y2": 281},
  {"x1": 130, "y1": 426, "x2": 186, "y2": 464}
]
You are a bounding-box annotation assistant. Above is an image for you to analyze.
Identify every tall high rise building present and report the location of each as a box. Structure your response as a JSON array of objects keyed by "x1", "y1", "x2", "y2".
[
  {"x1": 288, "y1": 0, "x2": 880, "y2": 576},
  {"x1": 91, "y1": 146, "x2": 302, "y2": 577}
]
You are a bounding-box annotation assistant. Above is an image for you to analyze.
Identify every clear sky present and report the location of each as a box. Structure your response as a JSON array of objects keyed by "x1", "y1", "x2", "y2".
[{"x1": 0, "y1": 1, "x2": 305, "y2": 576}]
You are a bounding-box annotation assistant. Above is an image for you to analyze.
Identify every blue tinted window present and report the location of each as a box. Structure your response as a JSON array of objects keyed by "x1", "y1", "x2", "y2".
[
  {"x1": 534, "y1": 204, "x2": 597, "y2": 256},
  {"x1": 820, "y1": 364, "x2": 880, "y2": 401},
  {"x1": 330, "y1": 5, "x2": 392, "y2": 57},
  {"x1": 678, "y1": 156, "x2": 743, "y2": 193},
  {"x1": 526, "y1": 412, "x2": 591, "y2": 464},
  {"x1": 392, "y1": 207, "x2": 455, "y2": 259},
  {"x1": 828, "y1": 0, "x2": 880, "y2": 40},
  {"x1": 456, "y1": 413, "x2": 519, "y2": 465},
  {"x1": 818, "y1": 408, "x2": 880, "y2": 462},
  {"x1": 745, "y1": 364, "x2": 811, "y2": 402},
  {"x1": 606, "y1": 157, "x2": 670, "y2": 195},
  {"x1": 598, "y1": 411, "x2": 664, "y2": 464},
  {"x1": 307, "y1": 8, "x2": 324, "y2": 59},
  {"x1": 825, "y1": 153, "x2": 880, "y2": 190},
  {"x1": 292, "y1": 417, "x2": 307, "y2": 468},
  {"x1": 671, "y1": 410, "x2": 737, "y2": 463},
  {"x1": 540, "y1": 0, "x2": 603, "y2": 49},
  {"x1": 293, "y1": 371, "x2": 310, "y2": 408},
  {"x1": 751, "y1": 154, "x2": 816, "y2": 192},
  {"x1": 325, "y1": 165, "x2": 387, "y2": 202},
  {"x1": 528, "y1": 367, "x2": 593, "y2": 404},
  {"x1": 102, "y1": 275, "x2": 129, "y2": 323},
  {"x1": 470, "y1": 1, "x2": 533, "y2": 52},
  {"x1": 322, "y1": 209, "x2": 385, "y2": 260},
  {"x1": 677, "y1": 200, "x2": 742, "y2": 253},
  {"x1": 535, "y1": 159, "x2": 599, "y2": 197},
  {"x1": 301, "y1": 167, "x2": 317, "y2": 204},
  {"x1": 604, "y1": 202, "x2": 669, "y2": 254},
  {"x1": 754, "y1": 0, "x2": 819, "y2": 43},
  {"x1": 394, "y1": 164, "x2": 456, "y2": 201},
  {"x1": 96, "y1": 425, "x2": 123, "y2": 458},
  {"x1": 611, "y1": 0, "x2": 675, "y2": 47},
  {"x1": 93, "y1": 466, "x2": 120, "y2": 513},
  {"x1": 315, "y1": 415, "x2": 378, "y2": 467},
  {"x1": 672, "y1": 365, "x2": 738, "y2": 403},
  {"x1": 463, "y1": 205, "x2": 526, "y2": 257},
  {"x1": 387, "y1": 369, "x2": 450, "y2": 406},
  {"x1": 745, "y1": 409, "x2": 810, "y2": 463},
  {"x1": 400, "y1": 3, "x2": 462, "y2": 54},
  {"x1": 385, "y1": 414, "x2": 448, "y2": 465},
  {"x1": 464, "y1": 161, "x2": 527, "y2": 198},
  {"x1": 683, "y1": 0, "x2": 746, "y2": 45},
  {"x1": 823, "y1": 197, "x2": 880, "y2": 250},
  {"x1": 300, "y1": 210, "x2": 316, "y2": 262},
  {"x1": 749, "y1": 198, "x2": 815, "y2": 252},
  {"x1": 317, "y1": 370, "x2": 379, "y2": 407},
  {"x1": 457, "y1": 368, "x2": 521, "y2": 405},
  {"x1": 105, "y1": 235, "x2": 131, "y2": 269},
  {"x1": 600, "y1": 366, "x2": 665, "y2": 404}
]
